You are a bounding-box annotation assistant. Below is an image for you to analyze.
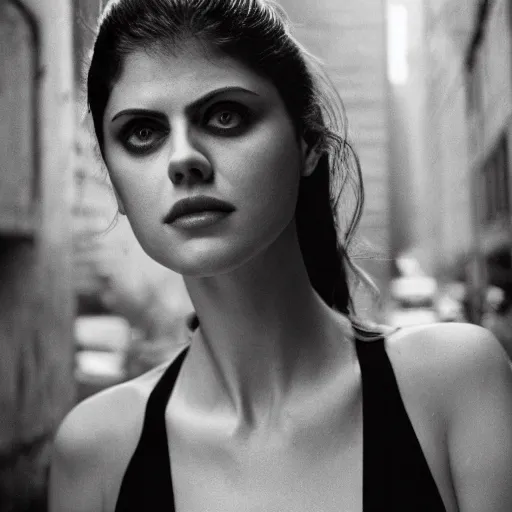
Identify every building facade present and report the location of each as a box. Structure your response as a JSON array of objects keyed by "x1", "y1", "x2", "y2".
[
  {"x1": 0, "y1": 0, "x2": 75, "y2": 508},
  {"x1": 410, "y1": 0, "x2": 485, "y2": 320},
  {"x1": 404, "y1": 0, "x2": 512, "y2": 320},
  {"x1": 465, "y1": 0, "x2": 512, "y2": 315},
  {"x1": 423, "y1": 0, "x2": 480, "y2": 274}
]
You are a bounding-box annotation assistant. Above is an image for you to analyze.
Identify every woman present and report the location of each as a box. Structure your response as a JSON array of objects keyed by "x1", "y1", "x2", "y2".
[{"x1": 49, "y1": 1, "x2": 512, "y2": 510}]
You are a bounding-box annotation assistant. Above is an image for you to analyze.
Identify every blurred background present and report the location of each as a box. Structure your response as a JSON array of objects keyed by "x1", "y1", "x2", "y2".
[{"x1": 2, "y1": 0, "x2": 512, "y2": 509}]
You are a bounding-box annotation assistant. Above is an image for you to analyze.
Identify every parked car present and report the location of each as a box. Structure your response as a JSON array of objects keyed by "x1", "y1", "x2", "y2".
[
  {"x1": 73, "y1": 315, "x2": 132, "y2": 402},
  {"x1": 387, "y1": 276, "x2": 439, "y2": 327}
]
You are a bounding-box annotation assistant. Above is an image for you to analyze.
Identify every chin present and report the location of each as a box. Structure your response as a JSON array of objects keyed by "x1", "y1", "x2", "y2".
[
  {"x1": 132, "y1": 214, "x2": 296, "y2": 278},
  {"x1": 143, "y1": 239, "x2": 259, "y2": 278}
]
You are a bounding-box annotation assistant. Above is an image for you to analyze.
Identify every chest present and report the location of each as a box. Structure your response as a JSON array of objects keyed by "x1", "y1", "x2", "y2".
[
  {"x1": 170, "y1": 422, "x2": 363, "y2": 512},
  {"x1": 167, "y1": 391, "x2": 364, "y2": 512}
]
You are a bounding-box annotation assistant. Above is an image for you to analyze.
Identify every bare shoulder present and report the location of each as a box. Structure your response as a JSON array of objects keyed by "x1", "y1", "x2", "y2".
[
  {"x1": 52, "y1": 356, "x2": 168, "y2": 455},
  {"x1": 386, "y1": 321, "x2": 508, "y2": 370},
  {"x1": 385, "y1": 322, "x2": 511, "y2": 406},
  {"x1": 49, "y1": 344, "x2": 188, "y2": 512},
  {"x1": 386, "y1": 323, "x2": 512, "y2": 511}
]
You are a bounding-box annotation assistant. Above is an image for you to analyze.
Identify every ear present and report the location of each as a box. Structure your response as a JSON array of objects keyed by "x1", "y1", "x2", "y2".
[{"x1": 300, "y1": 139, "x2": 322, "y2": 178}]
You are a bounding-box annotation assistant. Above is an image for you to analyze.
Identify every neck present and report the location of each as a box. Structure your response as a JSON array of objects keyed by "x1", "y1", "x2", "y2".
[{"x1": 181, "y1": 223, "x2": 352, "y2": 428}]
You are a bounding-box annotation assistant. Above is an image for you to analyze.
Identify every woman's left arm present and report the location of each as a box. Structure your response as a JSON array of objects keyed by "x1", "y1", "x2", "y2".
[{"x1": 446, "y1": 326, "x2": 512, "y2": 512}]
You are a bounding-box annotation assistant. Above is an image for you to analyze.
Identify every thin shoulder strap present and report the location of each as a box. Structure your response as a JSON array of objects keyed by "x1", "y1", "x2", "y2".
[
  {"x1": 115, "y1": 347, "x2": 189, "y2": 512},
  {"x1": 355, "y1": 331, "x2": 393, "y2": 510},
  {"x1": 355, "y1": 329, "x2": 446, "y2": 511}
]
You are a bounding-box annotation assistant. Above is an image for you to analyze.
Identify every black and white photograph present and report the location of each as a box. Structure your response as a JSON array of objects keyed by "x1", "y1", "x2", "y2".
[{"x1": 1, "y1": 1, "x2": 512, "y2": 510}]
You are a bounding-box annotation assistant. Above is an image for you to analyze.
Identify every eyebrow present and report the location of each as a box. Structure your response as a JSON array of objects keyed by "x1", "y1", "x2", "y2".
[{"x1": 111, "y1": 86, "x2": 260, "y2": 122}]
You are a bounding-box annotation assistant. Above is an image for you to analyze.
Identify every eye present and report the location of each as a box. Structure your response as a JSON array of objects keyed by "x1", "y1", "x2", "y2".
[
  {"x1": 121, "y1": 120, "x2": 168, "y2": 154},
  {"x1": 204, "y1": 102, "x2": 250, "y2": 133},
  {"x1": 209, "y1": 110, "x2": 240, "y2": 128}
]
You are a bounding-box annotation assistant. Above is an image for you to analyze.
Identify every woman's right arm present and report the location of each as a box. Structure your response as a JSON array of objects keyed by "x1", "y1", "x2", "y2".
[{"x1": 48, "y1": 401, "x2": 106, "y2": 512}]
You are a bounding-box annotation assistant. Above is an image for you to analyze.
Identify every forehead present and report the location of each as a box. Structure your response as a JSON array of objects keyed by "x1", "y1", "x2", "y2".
[{"x1": 105, "y1": 42, "x2": 279, "y2": 115}]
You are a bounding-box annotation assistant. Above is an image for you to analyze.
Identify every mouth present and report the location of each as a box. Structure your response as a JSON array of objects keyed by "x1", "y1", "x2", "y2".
[{"x1": 163, "y1": 195, "x2": 236, "y2": 226}]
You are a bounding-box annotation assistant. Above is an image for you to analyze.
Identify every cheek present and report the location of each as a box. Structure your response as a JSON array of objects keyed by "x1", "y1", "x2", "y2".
[
  {"x1": 232, "y1": 121, "x2": 302, "y2": 216},
  {"x1": 104, "y1": 151, "x2": 170, "y2": 251},
  {"x1": 105, "y1": 149, "x2": 164, "y2": 213}
]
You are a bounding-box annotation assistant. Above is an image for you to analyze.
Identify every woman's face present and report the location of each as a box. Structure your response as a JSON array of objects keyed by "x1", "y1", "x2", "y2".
[{"x1": 103, "y1": 42, "x2": 309, "y2": 276}]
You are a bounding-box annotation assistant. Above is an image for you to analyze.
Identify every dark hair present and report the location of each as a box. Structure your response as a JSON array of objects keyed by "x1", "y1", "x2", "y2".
[{"x1": 87, "y1": 0, "x2": 370, "y2": 317}]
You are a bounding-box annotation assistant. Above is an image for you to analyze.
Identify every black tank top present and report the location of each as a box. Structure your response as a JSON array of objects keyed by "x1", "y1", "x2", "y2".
[{"x1": 115, "y1": 329, "x2": 447, "y2": 511}]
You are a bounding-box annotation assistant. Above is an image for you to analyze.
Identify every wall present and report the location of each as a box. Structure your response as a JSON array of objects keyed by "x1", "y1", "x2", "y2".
[
  {"x1": 0, "y1": 0, "x2": 75, "y2": 509},
  {"x1": 467, "y1": 0, "x2": 512, "y2": 309}
]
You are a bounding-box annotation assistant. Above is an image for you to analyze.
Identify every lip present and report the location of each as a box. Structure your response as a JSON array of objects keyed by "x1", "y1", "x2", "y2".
[{"x1": 163, "y1": 195, "x2": 236, "y2": 225}]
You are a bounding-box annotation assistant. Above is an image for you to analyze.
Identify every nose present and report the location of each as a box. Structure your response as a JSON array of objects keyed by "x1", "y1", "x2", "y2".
[{"x1": 167, "y1": 124, "x2": 213, "y2": 186}]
